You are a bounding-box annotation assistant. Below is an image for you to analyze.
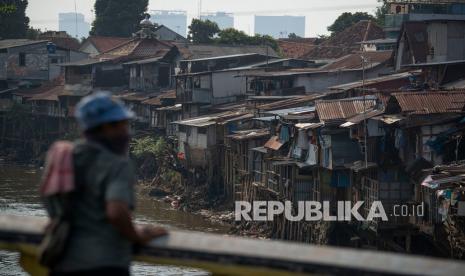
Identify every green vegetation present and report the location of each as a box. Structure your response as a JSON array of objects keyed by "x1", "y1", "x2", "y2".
[
  {"x1": 130, "y1": 136, "x2": 182, "y2": 188},
  {"x1": 375, "y1": 0, "x2": 389, "y2": 27},
  {"x1": 131, "y1": 136, "x2": 169, "y2": 179},
  {"x1": 287, "y1": 33, "x2": 301, "y2": 40},
  {"x1": 327, "y1": 1, "x2": 388, "y2": 36},
  {"x1": 327, "y1": 12, "x2": 375, "y2": 35},
  {"x1": 131, "y1": 136, "x2": 167, "y2": 160},
  {"x1": 0, "y1": 0, "x2": 30, "y2": 39},
  {"x1": 91, "y1": 0, "x2": 149, "y2": 37},
  {"x1": 188, "y1": 19, "x2": 280, "y2": 52},
  {"x1": 188, "y1": 19, "x2": 221, "y2": 43}
]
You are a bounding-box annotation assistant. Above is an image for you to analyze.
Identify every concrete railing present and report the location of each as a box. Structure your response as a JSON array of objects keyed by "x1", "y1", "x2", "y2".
[{"x1": 0, "y1": 214, "x2": 464, "y2": 276}]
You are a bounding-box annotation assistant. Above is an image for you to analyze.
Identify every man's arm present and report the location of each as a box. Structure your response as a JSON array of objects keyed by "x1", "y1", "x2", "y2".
[{"x1": 106, "y1": 200, "x2": 167, "y2": 244}]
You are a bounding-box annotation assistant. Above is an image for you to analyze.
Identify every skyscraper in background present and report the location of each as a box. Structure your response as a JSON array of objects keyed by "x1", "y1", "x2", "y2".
[
  {"x1": 150, "y1": 10, "x2": 187, "y2": 37},
  {"x1": 201, "y1": 12, "x2": 234, "y2": 30},
  {"x1": 59, "y1": 13, "x2": 90, "y2": 39},
  {"x1": 254, "y1": 15, "x2": 305, "y2": 38}
]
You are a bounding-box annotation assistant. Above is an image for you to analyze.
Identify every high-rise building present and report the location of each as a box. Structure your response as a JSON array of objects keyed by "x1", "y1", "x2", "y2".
[
  {"x1": 385, "y1": 0, "x2": 465, "y2": 38},
  {"x1": 254, "y1": 15, "x2": 305, "y2": 38},
  {"x1": 150, "y1": 10, "x2": 187, "y2": 37},
  {"x1": 58, "y1": 13, "x2": 90, "y2": 39},
  {"x1": 201, "y1": 12, "x2": 234, "y2": 30}
]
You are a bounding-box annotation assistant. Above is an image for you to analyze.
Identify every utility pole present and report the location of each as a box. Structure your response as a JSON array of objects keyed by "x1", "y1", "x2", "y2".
[{"x1": 361, "y1": 50, "x2": 368, "y2": 169}]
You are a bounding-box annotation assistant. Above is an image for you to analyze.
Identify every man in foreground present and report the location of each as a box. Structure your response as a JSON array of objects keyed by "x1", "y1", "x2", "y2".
[{"x1": 41, "y1": 92, "x2": 167, "y2": 276}]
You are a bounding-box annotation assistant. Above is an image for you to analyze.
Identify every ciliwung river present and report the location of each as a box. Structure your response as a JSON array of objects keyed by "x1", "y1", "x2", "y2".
[{"x1": 0, "y1": 164, "x2": 229, "y2": 276}]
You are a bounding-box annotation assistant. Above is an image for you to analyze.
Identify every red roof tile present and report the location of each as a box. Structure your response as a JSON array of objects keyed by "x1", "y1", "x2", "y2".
[
  {"x1": 42, "y1": 37, "x2": 81, "y2": 51},
  {"x1": 302, "y1": 20, "x2": 384, "y2": 60},
  {"x1": 98, "y1": 38, "x2": 174, "y2": 62},
  {"x1": 84, "y1": 36, "x2": 133, "y2": 53},
  {"x1": 277, "y1": 40, "x2": 316, "y2": 59}
]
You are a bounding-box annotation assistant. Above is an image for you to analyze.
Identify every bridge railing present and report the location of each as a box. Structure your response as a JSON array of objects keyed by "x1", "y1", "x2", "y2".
[{"x1": 0, "y1": 214, "x2": 464, "y2": 276}]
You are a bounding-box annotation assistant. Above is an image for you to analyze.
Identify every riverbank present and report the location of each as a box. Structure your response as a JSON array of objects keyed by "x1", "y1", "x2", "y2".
[{"x1": 138, "y1": 180, "x2": 281, "y2": 240}]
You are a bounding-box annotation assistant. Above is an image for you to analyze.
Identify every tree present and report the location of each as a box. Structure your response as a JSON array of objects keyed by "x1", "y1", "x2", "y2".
[
  {"x1": 327, "y1": 12, "x2": 375, "y2": 35},
  {"x1": 25, "y1": 27, "x2": 41, "y2": 39},
  {"x1": 375, "y1": 0, "x2": 389, "y2": 27},
  {"x1": 215, "y1": 28, "x2": 279, "y2": 52},
  {"x1": 0, "y1": 0, "x2": 30, "y2": 39},
  {"x1": 216, "y1": 28, "x2": 251, "y2": 45},
  {"x1": 91, "y1": 0, "x2": 148, "y2": 37},
  {"x1": 288, "y1": 33, "x2": 301, "y2": 40},
  {"x1": 188, "y1": 19, "x2": 220, "y2": 43}
]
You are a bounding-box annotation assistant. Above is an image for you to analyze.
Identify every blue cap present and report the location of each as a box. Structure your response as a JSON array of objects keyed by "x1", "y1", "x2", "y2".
[{"x1": 75, "y1": 92, "x2": 134, "y2": 131}]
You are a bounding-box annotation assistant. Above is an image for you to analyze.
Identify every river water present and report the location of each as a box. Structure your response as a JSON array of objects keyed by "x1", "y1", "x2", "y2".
[{"x1": 0, "y1": 164, "x2": 229, "y2": 275}]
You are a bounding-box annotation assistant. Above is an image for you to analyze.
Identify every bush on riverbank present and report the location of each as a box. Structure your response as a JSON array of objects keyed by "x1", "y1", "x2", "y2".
[{"x1": 130, "y1": 136, "x2": 182, "y2": 191}]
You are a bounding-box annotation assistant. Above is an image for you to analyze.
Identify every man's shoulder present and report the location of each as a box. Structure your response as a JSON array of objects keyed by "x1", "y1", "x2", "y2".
[{"x1": 73, "y1": 140, "x2": 130, "y2": 168}]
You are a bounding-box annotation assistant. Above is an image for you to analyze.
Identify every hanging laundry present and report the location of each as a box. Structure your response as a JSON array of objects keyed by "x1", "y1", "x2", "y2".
[
  {"x1": 280, "y1": 125, "x2": 290, "y2": 143},
  {"x1": 297, "y1": 130, "x2": 309, "y2": 149},
  {"x1": 394, "y1": 129, "x2": 405, "y2": 149}
]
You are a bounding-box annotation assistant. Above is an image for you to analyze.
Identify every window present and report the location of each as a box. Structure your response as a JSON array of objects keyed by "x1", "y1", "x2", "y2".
[
  {"x1": 158, "y1": 66, "x2": 170, "y2": 87},
  {"x1": 198, "y1": 127, "x2": 207, "y2": 134},
  {"x1": 178, "y1": 125, "x2": 186, "y2": 133},
  {"x1": 19, "y1": 53, "x2": 26, "y2": 66},
  {"x1": 51, "y1": 58, "x2": 58, "y2": 64},
  {"x1": 193, "y1": 77, "x2": 201, "y2": 88}
]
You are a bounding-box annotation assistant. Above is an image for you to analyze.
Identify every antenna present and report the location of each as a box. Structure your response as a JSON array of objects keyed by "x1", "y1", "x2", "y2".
[
  {"x1": 74, "y1": 0, "x2": 78, "y2": 38},
  {"x1": 198, "y1": 0, "x2": 202, "y2": 19}
]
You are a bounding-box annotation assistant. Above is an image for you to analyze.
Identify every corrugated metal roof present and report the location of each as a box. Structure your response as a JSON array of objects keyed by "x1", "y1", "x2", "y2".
[
  {"x1": 251, "y1": 146, "x2": 268, "y2": 153},
  {"x1": 253, "y1": 116, "x2": 277, "y2": 122},
  {"x1": 264, "y1": 106, "x2": 315, "y2": 116},
  {"x1": 123, "y1": 56, "x2": 164, "y2": 65},
  {"x1": 257, "y1": 94, "x2": 326, "y2": 111},
  {"x1": 345, "y1": 109, "x2": 385, "y2": 125},
  {"x1": 60, "y1": 58, "x2": 107, "y2": 67},
  {"x1": 228, "y1": 129, "x2": 270, "y2": 141},
  {"x1": 0, "y1": 39, "x2": 47, "y2": 50},
  {"x1": 322, "y1": 51, "x2": 392, "y2": 71},
  {"x1": 392, "y1": 91, "x2": 465, "y2": 115},
  {"x1": 114, "y1": 92, "x2": 149, "y2": 102},
  {"x1": 443, "y1": 79, "x2": 465, "y2": 89},
  {"x1": 295, "y1": 123, "x2": 323, "y2": 130},
  {"x1": 142, "y1": 90, "x2": 176, "y2": 106},
  {"x1": 316, "y1": 96, "x2": 377, "y2": 122},
  {"x1": 26, "y1": 86, "x2": 65, "y2": 102},
  {"x1": 329, "y1": 71, "x2": 419, "y2": 91},
  {"x1": 174, "y1": 111, "x2": 251, "y2": 127},
  {"x1": 371, "y1": 114, "x2": 405, "y2": 125},
  {"x1": 175, "y1": 116, "x2": 217, "y2": 127},
  {"x1": 157, "y1": 104, "x2": 182, "y2": 111},
  {"x1": 175, "y1": 43, "x2": 278, "y2": 60}
]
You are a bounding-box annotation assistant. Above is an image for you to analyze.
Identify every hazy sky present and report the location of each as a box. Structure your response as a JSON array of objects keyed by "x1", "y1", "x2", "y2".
[{"x1": 27, "y1": 0, "x2": 380, "y2": 37}]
